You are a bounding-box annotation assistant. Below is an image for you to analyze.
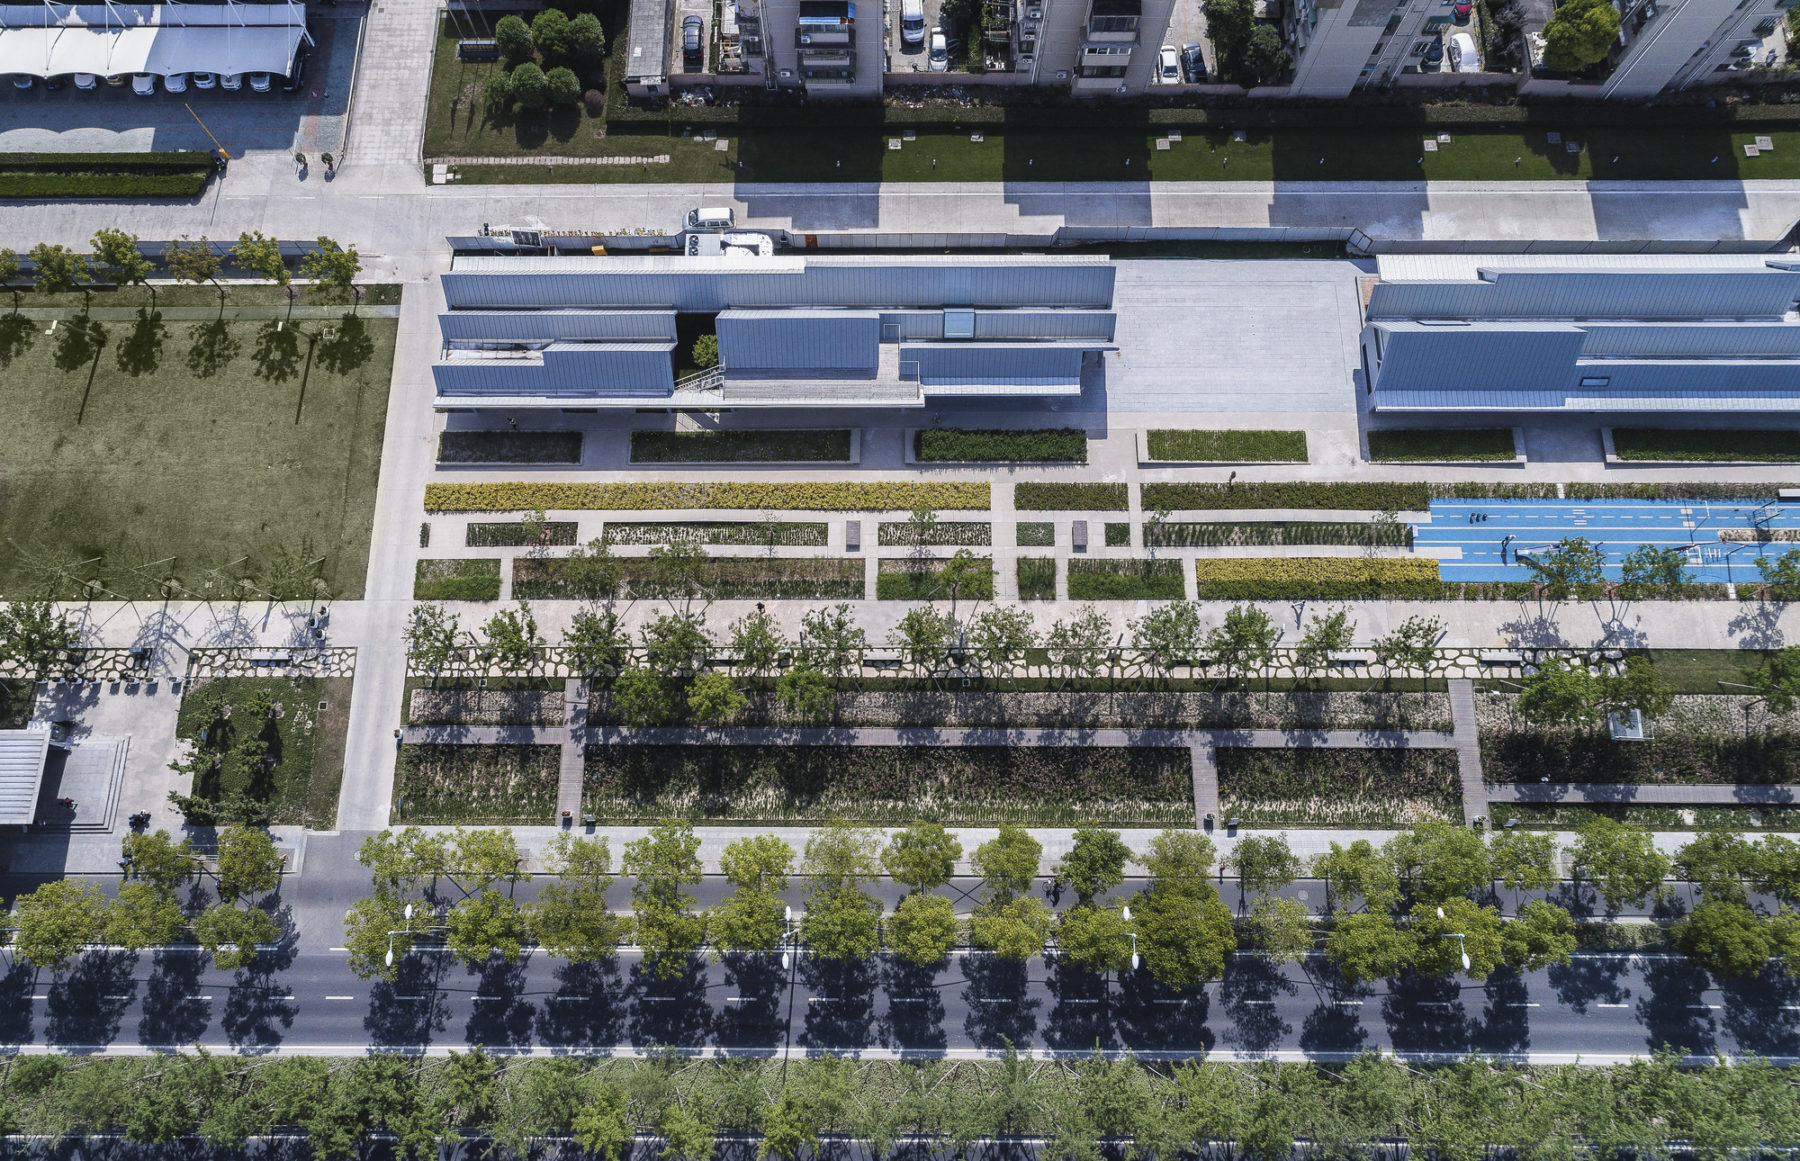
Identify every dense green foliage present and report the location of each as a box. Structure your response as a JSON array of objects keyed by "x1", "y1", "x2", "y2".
[
  {"x1": 1067, "y1": 559, "x2": 1185, "y2": 600},
  {"x1": 1144, "y1": 482, "x2": 1432, "y2": 511},
  {"x1": 413, "y1": 558, "x2": 503, "y2": 600},
  {"x1": 1612, "y1": 428, "x2": 1800, "y2": 463},
  {"x1": 1013, "y1": 483, "x2": 1130, "y2": 511},
  {"x1": 1145, "y1": 429, "x2": 1307, "y2": 462},
  {"x1": 1367, "y1": 428, "x2": 1517, "y2": 463},
  {"x1": 914, "y1": 427, "x2": 1088, "y2": 463},
  {"x1": 1148, "y1": 520, "x2": 1411, "y2": 548},
  {"x1": 0, "y1": 153, "x2": 212, "y2": 199},
  {"x1": 437, "y1": 431, "x2": 583, "y2": 463},
  {"x1": 630, "y1": 430, "x2": 855, "y2": 463},
  {"x1": 1017, "y1": 557, "x2": 1057, "y2": 600}
]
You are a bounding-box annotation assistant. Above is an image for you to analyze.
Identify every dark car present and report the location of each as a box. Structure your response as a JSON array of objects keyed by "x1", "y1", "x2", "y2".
[
  {"x1": 683, "y1": 15, "x2": 704, "y2": 68},
  {"x1": 1180, "y1": 41, "x2": 1205, "y2": 82},
  {"x1": 1423, "y1": 37, "x2": 1444, "y2": 68}
]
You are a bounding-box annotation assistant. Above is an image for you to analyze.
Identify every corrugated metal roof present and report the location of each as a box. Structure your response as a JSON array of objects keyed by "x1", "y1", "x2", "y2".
[
  {"x1": 435, "y1": 343, "x2": 676, "y2": 398},
  {"x1": 439, "y1": 310, "x2": 676, "y2": 343},
  {"x1": 1378, "y1": 387, "x2": 1800, "y2": 412},
  {"x1": 717, "y1": 310, "x2": 879, "y2": 373},
  {"x1": 1579, "y1": 323, "x2": 1800, "y2": 359},
  {"x1": 904, "y1": 343, "x2": 1085, "y2": 386},
  {"x1": 1368, "y1": 270, "x2": 1800, "y2": 322},
  {"x1": 0, "y1": 727, "x2": 50, "y2": 826},
  {"x1": 1376, "y1": 254, "x2": 1794, "y2": 281}
]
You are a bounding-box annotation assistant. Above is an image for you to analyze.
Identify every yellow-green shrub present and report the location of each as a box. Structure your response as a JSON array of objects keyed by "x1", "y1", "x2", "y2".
[
  {"x1": 1195, "y1": 557, "x2": 1442, "y2": 599},
  {"x1": 424, "y1": 481, "x2": 990, "y2": 513}
]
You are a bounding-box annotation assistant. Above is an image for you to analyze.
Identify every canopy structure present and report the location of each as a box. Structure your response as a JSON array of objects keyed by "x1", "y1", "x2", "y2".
[
  {"x1": 0, "y1": 726, "x2": 51, "y2": 828},
  {"x1": 0, "y1": 1, "x2": 308, "y2": 78}
]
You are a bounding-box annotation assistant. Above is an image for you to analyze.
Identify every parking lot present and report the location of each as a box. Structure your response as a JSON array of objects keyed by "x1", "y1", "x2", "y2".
[
  {"x1": 0, "y1": 9, "x2": 359, "y2": 157},
  {"x1": 888, "y1": 0, "x2": 943, "y2": 71}
]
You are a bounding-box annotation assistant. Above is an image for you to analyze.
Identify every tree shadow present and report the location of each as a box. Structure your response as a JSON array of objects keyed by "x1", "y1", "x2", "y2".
[
  {"x1": 1472, "y1": 968, "x2": 1531, "y2": 1054},
  {"x1": 961, "y1": 952, "x2": 1039, "y2": 1050},
  {"x1": 627, "y1": 954, "x2": 712, "y2": 1048},
  {"x1": 1729, "y1": 602, "x2": 1787, "y2": 652},
  {"x1": 53, "y1": 314, "x2": 107, "y2": 373},
  {"x1": 115, "y1": 308, "x2": 166, "y2": 377},
  {"x1": 220, "y1": 945, "x2": 299, "y2": 1053},
  {"x1": 1380, "y1": 973, "x2": 1475, "y2": 1056},
  {"x1": 715, "y1": 952, "x2": 785, "y2": 1053},
  {"x1": 139, "y1": 949, "x2": 211, "y2": 1046},
  {"x1": 1719, "y1": 963, "x2": 1800, "y2": 1058},
  {"x1": 252, "y1": 319, "x2": 303, "y2": 383},
  {"x1": 1115, "y1": 967, "x2": 1209, "y2": 1053},
  {"x1": 314, "y1": 313, "x2": 374, "y2": 374},
  {"x1": 0, "y1": 312, "x2": 35, "y2": 367},
  {"x1": 463, "y1": 954, "x2": 537, "y2": 1048},
  {"x1": 1043, "y1": 955, "x2": 1117, "y2": 1052},
  {"x1": 1548, "y1": 951, "x2": 1630, "y2": 1014},
  {"x1": 365, "y1": 954, "x2": 452, "y2": 1049},
  {"x1": 879, "y1": 955, "x2": 946, "y2": 1053},
  {"x1": 535, "y1": 958, "x2": 626, "y2": 1050},
  {"x1": 185, "y1": 318, "x2": 242, "y2": 379},
  {"x1": 1637, "y1": 955, "x2": 1716, "y2": 1056},
  {"x1": 45, "y1": 950, "x2": 138, "y2": 1047},
  {"x1": 1217, "y1": 955, "x2": 1297, "y2": 1056},
  {"x1": 798, "y1": 955, "x2": 878, "y2": 1054},
  {"x1": 0, "y1": 960, "x2": 36, "y2": 1045}
]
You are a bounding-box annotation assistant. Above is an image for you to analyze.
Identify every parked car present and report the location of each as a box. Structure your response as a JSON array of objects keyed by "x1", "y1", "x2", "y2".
[
  {"x1": 248, "y1": 72, "x2": 272, "y2": 92},
  {"x1": 1157, "y1": 43, "x2": 1179, "y2": 82},
  {"x1": 131, "y1": 73, "x2": 156, "y2": 95},
  {"x1": 901, "y1": 0, "x2": 926, "y2": 45},
  {"x1": 73, "y1": 72, "x2": 98, "y2": 90},
  {"x1": 928, "y1": 25, "x2": 947, "y2": 69},
  {"x1": 220, "y1": 72, "x2": 243, "y2": 90},
  {"x1": 104, "y1": 73, "x2": 126, "y2": 86},
  {"x1": 11, "y1": 74, "x2": 31, "y2": 89},
  {"x1": 1180, "y1": 42, "x2": 1206, "y2": 82},
  {"x1": 682, "y1": 14, "x2": 704, "y2": 68},
  {"x1": 164, "y1": 72, "x2": 189, "y2": 93},
  {"x1": 1423, "y1": 37, "x2": 1444, "y2": 67},
  {"x1": 1453, "y1": 0, "x2": 1472, "y2": 19},
  {"x1": 192, "y1": 71, "x2": 218, "y2": 89},
  {"x1": 1447, "y1": 30, "x2": 1478, "y2": 71}
]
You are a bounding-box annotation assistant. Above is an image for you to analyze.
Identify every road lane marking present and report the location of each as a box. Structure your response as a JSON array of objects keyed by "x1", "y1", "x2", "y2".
[
  {"x1": 325, "y1": 995, "x2": 356, "y2": 1000},
  {"x1": 1597, "y1": 1003, "x2": 1630, "y2": 1008},
  {"x1": 1502, "y1": 1003, "x2": 1540, "y2": 1008}
]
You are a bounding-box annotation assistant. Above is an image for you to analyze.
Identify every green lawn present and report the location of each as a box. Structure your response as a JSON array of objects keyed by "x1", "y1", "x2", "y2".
[
  {"x1": 174, "y1": 677, "x2": 351, "y2": 828},
  {"x1": 0, "y1": 310, "x2": 395, "y2": 599},
  {"x1": 1145, "y1": 429, "x2": 1308, "y2": 463}
]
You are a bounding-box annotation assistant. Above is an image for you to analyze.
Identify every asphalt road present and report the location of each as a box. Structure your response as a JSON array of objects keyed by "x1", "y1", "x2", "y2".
[{"x1": 6, "y1": 945, "x2": 1797, "y2": 1063}]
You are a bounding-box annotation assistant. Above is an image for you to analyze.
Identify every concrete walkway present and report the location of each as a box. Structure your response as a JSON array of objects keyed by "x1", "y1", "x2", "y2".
[
  {"x1": 1449, "y1": 679, "x2": 1488, "y2": 826},
  {"x1": 1488, "y1": 783, "x2": 1799, "y2": 805}
]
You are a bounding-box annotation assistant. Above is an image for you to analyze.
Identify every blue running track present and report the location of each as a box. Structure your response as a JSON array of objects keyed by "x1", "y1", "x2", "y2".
[{"x1": 1415, "y1": 498, "x2": 1797, "y2": 583}]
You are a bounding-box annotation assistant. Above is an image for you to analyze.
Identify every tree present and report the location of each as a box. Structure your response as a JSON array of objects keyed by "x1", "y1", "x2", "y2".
[
  {"x1": 936, "y1": 548, "x2": 990, "y2": 625},
  {"x1": 971, "y1": 894, "x2": 1051, "y2": 960},
  {"x1": 1045, "y1": 605, "x2": 1114, "y2": 687},
  {"x1": 0, "y1": 248, "x2": 19, "y2": 299},
  {"x1": 1620, "y1": 544, "x2": 1690, "y2": 592},
  {"x1": 482, "y1": 602, "x2": 542, "y2": 674},
  {"x1": 1056, "y1": 903, "x2": 1134, "y2": 974},
  {"x1": 10, "y1": 880, "x2": 108, "y2": 971},
  {"x1": 1204, "y1": 0, "x2": 1253, "y2": 81},
  {"x1": 163, "y1": 236, "x2": 221, "y2": 295},
  {"x1": 1372, "y1": 615, "x2": 1444, "y2": 678},
  {"x1": 1541, "y1": 0, "x2": 1621, "y2": 72},
  {"x1": 112, "y1": 878, "x2": 187, "y2": 951},
  {"x1": 545, "y1": 66, "x2": 581, "y2": 105},
  {"x1": 1132, "y1": 600, "x2": 1204, "y2": 678},
  {"x1": 1410, "y1": 897, "x2": 1506, "y2": 978},
  {"x1": 974, "y1": 825, "x2": 1042, "y2": 901},
  {"x1": 230, "y1": 230, "x2": 290, "y2": 292},
  {"x1": 572, "y1": 1084, "x2": 631, "y2": 1161},
  {"x1": 403, "y1": 602, "x2": 460, "y2": 679},
  {"x1": 888, "y1": 606, "x2": 954, "y2": 682},
  {"x1": 967, "y1": 605, "x2": 1036, "y2": 684},
  {"x1": 798, "y1": 603, "x2": 867, "y2": 680},
  {"x1": 562, "y1": 537, "x2": 623, "y2": 604},
  {"x1": 1677, "y1": 899, "x2": 1773, "y2": 977},
  {"x1": 1131, "y1": 878, "x2": 1235, "y2": 988},
  {"x1": 90, "y1": 228, "x2": 151, "y2": 290},
  {"x1": 1140, "y1": 830, "x2": 1217, "y2": 897},
  {"x1": 612, "y1": 667, "x2": 675, "y2": 726},
  {"x1": 1759, "y1": 549, "x2": 1800, "y2": 599},
  {"x1": 1516, "y1": 656, "x2": 1605, "y2": 729},
  {"x1": 494, "y1": 13, "x2": 534, "y2": 59},
  {"x1": 1234, "y1": 834, "x2": 1302, "y2": 896},
  {"x1": 1676, "y1": 829, "x2": 1760, "y2": 904},
  {"x1": 776, "y1": 663, "x2": 832, "y2": 722},
  {"x1": 532, "y1": 7, "x2": 572, "y2": 56},
  {"x1": 509, "y1": 60, "x2": 549, "y2": 107},
  {"x1": 1489, "y1": 829, "x2": 1560, "y2": 897},
  {"x1": 1313, "y1": 839, "x2": 1400, "y2": 914},
  {"x1": 1601, "y1": 656, "x2": 1675, "y2": 723},
  {"x1": 0, "y1": 600, "x2": 81, "y2": 680},
  {"x1": 1502, "y1": 899, "x2": 1577, "y2": 971},
  {"x1": 1758, "y1": 835, "x2": 1800, "y2": 907},
  {"x1": 1571, "y1": 816, "x2": 1671, "y2": 912},
  {"x1": 1241, "y1": 24, "x2": 1290, "y2": 82},
  {"x1": 687, "y1": 672, "x2": 746, "y2": 724},
  {"x1": 122, "y1": 828, "x2": 197, "y2": 893},
  {"x1": 1243, "y1": 896, "x2": 1313, "y2": 964},
  {"x1": 529, "y1": 835, "x2": 629, "y2": 961},
  {"x1": 889, "y1": 892, "x2": 957, "y2": 965},
  {"x1": 300, "y1": 238, "x2": 362, "y2": 304},
  {"x1": 215, "y1": 826, "x2": 284, "y2": 902},
  {"x1": 882, "y1": 821, "x2": 962, "y2": 893},
  {"x1": 1385, "y1": 820, "x2": 1492, "y2": 903},
  {"x1": 728, "y1": 608, "x2": 784, "y2": 677},
  {"x1": 195, "y1": 903, "x2": 280, "y2": 970},
  {"x1": 641, "y1": 612, "x2": 710, "y2": 677},
  {"x1": 660, "y1": 1103, "x2": 714, "y2": 1161},
  {"x1": 567, "y1": 10, "x2": 607, "y2": 60},
  {"x1": 1747, "y1": 645, "x2": 1800, "y2": 714},
  {"x1": 1207, "y1": 604, "x2": 1280, "y2": 682},
  {"x1": 903, "y1": 504, "x2": 939, "y2": 563},
  {"x1": 1055, "y1": 827, "x2": 1132, "y2": 905},
  {"x1": 1293, "y1": 608, "x2": 1356, "y2": 680},
  {"x1": 712, "y1": 835, "x2": 794, "y2": 953},
  {"x1": 1525, "y1": 536, "x2": 1607, "y2": 600},
  {"x1": 564, "y1": 608, "x2": 630, "y2": 679},
  {"x1": 800, "y1": 822, "x2": 883, "y2": 960},
  {"x1": 29, "y1": 242, "x2": 89, "y2": 294},
  {"x1": 624, "y1": 821, "x2": 708, "y2": 976},
  {"x1": 1325, "y1": 911, "x2": 1414, "y2": 983}
]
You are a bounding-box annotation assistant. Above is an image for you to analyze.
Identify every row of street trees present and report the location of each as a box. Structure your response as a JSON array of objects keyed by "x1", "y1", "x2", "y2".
[
  {"x1": 0, "y1": 231, "x2": 363, "y2": 302},
  {"x1": 6, "y1": 827, "x2": 286, "y2": 973}
]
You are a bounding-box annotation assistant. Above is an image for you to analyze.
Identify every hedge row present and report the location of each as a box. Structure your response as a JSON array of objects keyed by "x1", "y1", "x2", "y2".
[
  {"x1": 1367, "y1": 428, "x2": 1517, "y2": 463},
  {"x1": 0, "y1": 172, "x2": 210, "y2": 198},
  {"x1": 630, "y1": 429, "x2": 854, "y2": 463},
  {"x1": 1068, "y1": 559, "x2": 1185, "y2": 600},
  {"x1": 1014, "y1": 483, "x2": 1130, "y2": 511},
  {"x1": 1144, "y1": 429, "x2": 1308, "y2": 463},
  {"x1": 1429, "y1": 482, "x2": 1560, "y2": 499},
  {"x1": 413, "y1": 559, "x2": 502, "y2": 601},
  {"x1": 1143, "y1": 482, "x2": 1432, "y2": 512},
  {"x1": 438, "y1": 431, "x2": 583, "y2": 464},
  {"x1": 1566, "y1": 481, "x2": 1797, "y2": 500},
  {"x1": 914, "y1": 427, "x2": 1088, "y2": 463},
  {"x1": 1195, "y1": 557, "x2": 1443, "y2": 599},
  {"x1": 466, "y1": 521, "x2": 580, "y2": 547},
  {"x1": 1611, "y1": 429, "x2": 1800, "y2": 463},
  {"x1": 424, "y1": 481, "x2": 989, "y2": 512}
]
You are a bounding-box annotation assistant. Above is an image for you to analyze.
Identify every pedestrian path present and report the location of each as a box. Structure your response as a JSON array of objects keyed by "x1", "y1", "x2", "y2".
[{"x1": 1448, "y1": 679, "x2": 1487, "y2": 825}]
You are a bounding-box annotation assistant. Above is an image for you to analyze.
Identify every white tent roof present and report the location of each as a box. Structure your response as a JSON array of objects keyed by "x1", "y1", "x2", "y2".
[
  {"x1": 0, "y1": 3, "x2": 305, "y2": 77},
  {"x1": 0, "y1": 726, "x2": 51, "y2": 827}
]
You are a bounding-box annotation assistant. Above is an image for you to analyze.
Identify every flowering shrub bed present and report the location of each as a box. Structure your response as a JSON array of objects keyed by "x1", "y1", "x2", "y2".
[
  {"x1": 1195, "y1": 557, "x2": 1441, "y2": 599},
  {"x1": 514, "y1": 556, "x2": 865, "y2": 600},
  {"x1": 600, "y1": 521, "x2": 829, "y2": 546},
  {"x1": 413, "y1": 558, "x2": 502, "y2": 600},
  {"x1": 878, "y1": 521, "x2": 993, "y2": 546},
  {"x1": 392, "y1": 744, "x2": 560, "y2": 824},
  {"x1": 1217, "y1": 748, "x2": 1461, "y2": 827},
  {"x1": 466, "y1": 521, "x2": 580, "y2": 547},
  {"x1": 425, "y1": 481, "x2": 989, "y2": 512},
  {"x1": 581, "y1": 744, "x2": 1194, "y2": 823},
  {"x1": 1145, "y1": 482, "x2": 1430, "y2": 511}
]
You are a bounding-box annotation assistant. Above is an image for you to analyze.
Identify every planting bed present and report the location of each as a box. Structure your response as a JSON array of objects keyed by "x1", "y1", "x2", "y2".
[
  {"x1": 914, "y1": 428, "x2": 1087, "y2": 463},
  {"x1": 878, "y1": 522, "x2": 993, "y2": 547},
  {"x1": 1144, "y1": 482, "x2": 1430, "y2": 512},
  {"x1": 877, "y1": 557, "x2": 996, "y2": 601},
  {"x1": 391, "y1": 743, "x2": 561, "y2": 824},
  {"x1": 1496, "y1": 803, "x2": 1800, "y2": 831},
  {"x1": 467, "y1": 521, "x2": 581, "y2": 547},
  {"x1": 1367, "y1": 429, "x2": 1516, "y2": 463},
  {"x1": 438, "y1": 431, "x2": 582, "y2": 464},
  {"x1": 1104, "y1": 522, "x2": 1131, "y2": 547},
  {"x1": 630, "y1": 429, "x2": 854, "y2": 463},
  {"x1": 600, "y1": 521, "x2": 828, "y2": 547},
  {"x1": 1195, "y1": 557, "x2": 1441, "y2": 599},
  {"x1": 1145, "y1": 429, "x2": 1308, "y2": 463},
  {"x1": 1610, "y1": 429, "x2": 1800, "y2": 463},
  {"x1": 1068, "y1": 559, "x2": 1185, "y2": 600},
  {"x1": 1016, "y1": 522, "x2": 1055, "y2": 547},
  {"x1": 426, "y1": 481, "x2": 988, "y2": 512},
  {"x1": 1014, "y1": 483, "x2": 1129, "y2": 511},
  {"x1": 414, "y1": 558, "x2": 502, "y2": 600},
  {"x1": 1017, "y1": 557, "x2": 1057, "y2": 600},
  {"x1": 174, "y1": 677, "x2": 349, "y2": 828},
  {"x1": 515, "y1": 556, "x2": 865, "y2": 600},
  {"x1": 1217, "y1": 748, "x2": 1462, "y2": 827},
  {"x1": 407, "y1": 680, "x2": 567, "y2": 726},
  {"x1": 581, "y1": 743, "x2": 1194, "y2": 824},
  {"x1": 1148, "y1": 521, "x2": 1410, "y2": 548}
]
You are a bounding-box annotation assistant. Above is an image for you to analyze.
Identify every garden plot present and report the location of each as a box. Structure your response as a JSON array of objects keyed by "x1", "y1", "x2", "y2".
[
  {"x1": 1217, "y1": 748, "x2": 1462, "y2": 828},
  {"x1": 392, "y1": 744, "x2": 561, "y2": 824}
]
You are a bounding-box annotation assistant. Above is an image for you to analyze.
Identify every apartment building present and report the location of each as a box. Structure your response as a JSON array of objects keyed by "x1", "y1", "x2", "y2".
[
  {"x1": 1285, "y1": 0, "x2": 1467, "y2": 97},
  {"x1": 1588, "y1": 0, "x2": 1789, "y2": 96},
  {"x1": 727, "y1": 0, "x2": 883, "y2": 94}
]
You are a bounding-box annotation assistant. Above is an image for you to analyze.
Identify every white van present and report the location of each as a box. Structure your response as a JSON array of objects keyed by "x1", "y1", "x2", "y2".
[
  {"x1": 1447, "y1": 31, "x2": 1479, "y2": 72},
  {"x1": 688, "y1": 206, "x2": 735, "y2": 230},
  {"x1": 901, "y1": 0, "x2": 926, "y2": 45}
]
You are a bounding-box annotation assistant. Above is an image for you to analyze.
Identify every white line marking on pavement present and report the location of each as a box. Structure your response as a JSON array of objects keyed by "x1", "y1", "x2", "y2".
[
  {"x1": 325, "y1": 995, "x2": 355, "y2": 1001},
  {"x1": 1597, "y1": 1003, "x2": 1630, "y2": 1008}
]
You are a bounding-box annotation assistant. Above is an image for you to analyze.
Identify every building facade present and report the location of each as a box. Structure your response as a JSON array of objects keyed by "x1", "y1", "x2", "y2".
[
  {"x1": 1284, "y1": 0, "x2": 1466, "y2": 96},
  {"x1": 1589, "y1": 0, "x2": 1790, "y2": 97},
  {"x1": 433, "y1": 251, "x2": 1118, "y2": 409}
]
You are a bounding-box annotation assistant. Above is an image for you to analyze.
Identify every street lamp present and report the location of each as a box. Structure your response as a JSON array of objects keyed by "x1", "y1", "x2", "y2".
[
  {"x1": 1121, "y1": 905, "x2": 1139, "y2": 972},
  {"x1": 1436, "y1": 906, "x2": 1471, "y2": 972},
  {"x1": 384, "y1": 902, "x2": 417, "y2": 968},
  {"x1": 779, "y1": 905, "x2": 797, "y2": 969}
]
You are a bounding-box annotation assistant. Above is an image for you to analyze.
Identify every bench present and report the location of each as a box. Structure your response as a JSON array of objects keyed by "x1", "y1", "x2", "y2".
[
  {"x1": 458, "y1": 38, "x2": 502, "y2": 60},
  {"x1": 846, "y1": 519, "x2": 861, "y2": 552},
  {"x1": 1072, "y1": 520, "x2": 1088, "y2": 553},
  {"x1": 1479, "y1": 649, "x2": 1523, "y2": 665}
]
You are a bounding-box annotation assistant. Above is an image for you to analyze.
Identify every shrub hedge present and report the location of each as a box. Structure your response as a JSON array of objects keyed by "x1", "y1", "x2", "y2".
[
  {"x1": 1069, "y1": 559, "x2": 1185, "y2": 600},
  {"x1": 1016, "y1": 521, "x2": 1055, "y2": 547},
  {"x1": 1367, "y1": 428, "x2": 1517, "y2": 463},
  {"x1": 1145, "y1": 429, "x2": 1308, "y2": 462},
  {"x1": 875, "y1": 557, "x2": 996, "y2": 600},
  {"x1": 413, "y1": 558, "x2": 502, "y2": 600},
  {"x1": 1144, "y1": 482, "x2": 1431, "y2": 511},
  {"x1": 515, "y1": 557, "x2": 865, "y2": 600},
  {"x1": 1430, "y1": 483, "x2": 1560, "y2": 499},
  {"x1": 438, "y1": 431, "x2": 583, "y2": 464},
  {"x1": 1611, "y1": 429, "x2": 1800, "y2": 464},
  {"x1": 0, "y1": 152, "x2": 212, "y2": 199},
  {"x1": 1014, "y1": 482, "x2": 1129, "y2": 511},
  {"x1": 1195, "y1": 557, "x2": 1442, "y2": 599},
  {"x1": 1149, "y1": 520, "x2": 1411, "y2": 548},
  {"x1": 1566, "y1": 482, "x2": 1795, "y2": 500},
  {"x1": 425, "y1": 481, "x2": 989, "y2": 512},
  {"x1": 914, "y1": 427, "x2": 1088, "y2": 463},
  {"x1": 1018, "y1": 557, "x2": 1057, "y2": 600},
  {"x1": 466, "y1": 521, "x2": 580, "y2": 547},
  {"x1": 630, "y1": 429, "x2": 854, "y2": 463}
]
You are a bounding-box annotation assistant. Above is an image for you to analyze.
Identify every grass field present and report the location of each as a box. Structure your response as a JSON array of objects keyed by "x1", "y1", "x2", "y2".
[
  {"x1": 174, "y1": 676, "x2": 350, "y2": 827},
  {"x1": 0, "y1": 310, "x2": 395, "y2": 599}
]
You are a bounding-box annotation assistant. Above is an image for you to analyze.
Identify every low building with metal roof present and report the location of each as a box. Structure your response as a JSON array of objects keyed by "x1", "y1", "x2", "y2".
[{"x1": 0, "y1": 725, "x2": 52, "y2": 828}]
